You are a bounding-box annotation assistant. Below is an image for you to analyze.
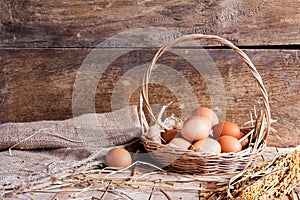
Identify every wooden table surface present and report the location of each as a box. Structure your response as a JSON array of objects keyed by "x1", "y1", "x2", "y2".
[{"x1": 5, "y1": 146, "x2": 299, "y2": 200}]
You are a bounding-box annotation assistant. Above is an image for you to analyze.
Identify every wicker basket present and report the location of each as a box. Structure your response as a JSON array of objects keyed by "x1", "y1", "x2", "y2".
[{"x1": 140, "y1": 34, "x2": 271, "y2": 179}]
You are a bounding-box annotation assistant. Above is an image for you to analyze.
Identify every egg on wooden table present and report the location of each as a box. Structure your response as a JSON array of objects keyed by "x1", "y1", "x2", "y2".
[
  {"x1": 105, "y1": 147, "x2": 132, "y2": 167},
  {"x1": 191, "y1": 107, "x2": 219, "y2": 126},
  {"x1": 181, "y1": 116, "x2": 212, "y2": 142}
]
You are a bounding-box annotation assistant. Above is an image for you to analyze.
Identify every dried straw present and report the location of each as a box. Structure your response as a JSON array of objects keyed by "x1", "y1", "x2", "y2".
[{"x1": 201, "y1": 146, "x2": 300, "y2": 199}]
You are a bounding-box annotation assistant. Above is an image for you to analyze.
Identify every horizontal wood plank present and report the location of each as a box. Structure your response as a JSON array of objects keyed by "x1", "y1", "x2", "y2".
[
  {"x1": 0, "y1": 48, "x2": 299, "y2": 147},
  {"x1": 0, "y1": 0, "x2": 299, "y2": 47}
]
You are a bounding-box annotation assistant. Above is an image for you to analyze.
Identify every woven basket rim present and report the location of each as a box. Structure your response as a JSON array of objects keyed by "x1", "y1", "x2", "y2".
[{"x1": 141, "y1": 137, "x2": 266, "y2": 157}]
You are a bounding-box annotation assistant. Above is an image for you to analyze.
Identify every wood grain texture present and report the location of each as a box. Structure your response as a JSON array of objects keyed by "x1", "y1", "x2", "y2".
[
  {"x1": 0, "y1": 49, "x2": 90, "y2": 122},
  {"x1": 0, "y1": 0, "x2": 299, "y2": 47},
  {"x1": 0, "y1": 48, "x2": 299, "y2": 147}
]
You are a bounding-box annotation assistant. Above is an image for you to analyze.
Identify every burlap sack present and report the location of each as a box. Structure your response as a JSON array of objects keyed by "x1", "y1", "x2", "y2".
[{"x1": 0, "y1": 106, "x2": 142, "y2": 197}]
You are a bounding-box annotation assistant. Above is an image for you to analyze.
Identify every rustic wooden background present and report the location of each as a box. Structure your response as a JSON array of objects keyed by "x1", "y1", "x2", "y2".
[{"x1": 0, "y1": 0, "x2": 299, "y2": 147}]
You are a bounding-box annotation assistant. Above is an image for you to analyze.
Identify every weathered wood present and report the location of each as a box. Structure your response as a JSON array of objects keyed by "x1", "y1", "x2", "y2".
[
  {"x1": 0, "y1": 48, "x2": 90, "y2": 122},
  {"x1": 261, "y1": 146, "x2": 278, "y2": 162},
  {"x1": 1, "y1": 48, "x2": 299, "y2": 147},
  {"x1": 6, "y1": 193, "x2": 56, "y2": 200},
  {"x1": 157, "y1": 182, "x2": 201, "y2": 200},
  {"x1": 0, "y1": 0, "x2": 299, "y2": 47}
]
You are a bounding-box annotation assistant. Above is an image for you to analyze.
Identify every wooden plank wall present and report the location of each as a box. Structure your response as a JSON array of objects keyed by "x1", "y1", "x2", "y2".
[{"x1": 0, "y1": 0, "x2": 299, "y2": 147}]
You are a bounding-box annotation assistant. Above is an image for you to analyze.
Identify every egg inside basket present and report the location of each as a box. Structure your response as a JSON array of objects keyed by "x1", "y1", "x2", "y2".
[{"x1": 139, "y1": 34, "x2": 271, "y2": 183}]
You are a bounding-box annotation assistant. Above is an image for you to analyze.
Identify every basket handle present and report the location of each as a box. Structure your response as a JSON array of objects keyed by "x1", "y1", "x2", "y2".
[{"x1": 141, "y1": 34, "x2": 271, "y2": 139}]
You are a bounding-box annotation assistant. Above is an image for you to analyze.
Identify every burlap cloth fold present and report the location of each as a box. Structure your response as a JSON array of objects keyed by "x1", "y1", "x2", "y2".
[{"x1": 0, "y1": 106, "x2": 142, "y2": 197}]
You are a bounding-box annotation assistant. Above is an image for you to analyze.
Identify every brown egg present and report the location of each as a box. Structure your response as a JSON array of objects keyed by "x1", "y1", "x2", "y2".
[
  {"x1": 191, "y1": 107, "x2": 219, "y2": 126},
  {"x1": 162, "y1": 129, "x2": 179, "y2": 143},
  {"x1": 238, "y1": 132, "x2": 249, "y2": 148},
  {"x1": 218, "y1": 135, "x2": 242, "y2": 153},
  {"x1": 241, "y1": 137, "x2": 249, "y2": 148},
  {"x1": 181, "y1": 116, "x2": 211, "y2": 142},
  {"x1": 212, "y1": 121, "x2": 240, "y2": 139},
  {"x1": 237, "y1": 131, "x2": 244, "y2": 139},
  {"x1": 169, "y1": 138, "x2": 191, "y2": 149},
  {"x1": 190, "y1": 138, "x2": 221, "y2": 153},
  {"x1": 106, "y1": 147, "x2": 132, "y2": 167}
]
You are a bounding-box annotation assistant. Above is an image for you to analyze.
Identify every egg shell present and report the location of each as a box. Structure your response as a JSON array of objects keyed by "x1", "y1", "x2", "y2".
[
  {"x1": 241, "y1": 137, "x2": 249, "y2": 148},
  {"x1": 162, "y1": 129, "x2": 179, "y2": 143},
  {"x1": 106, "y1": 147, "x2": 132, "y2": 167},
  {"x1": 190, "y1": 138, "x2": 221, "y2": 153},
  {"x1": 191, "y1": 107, "x2": 219, "y2": 126},
  {"x1": 212, "y1": 121, "x2": 240, "y2": 139},
  {"x1": 169, "y1": 138, "x2": 191, "y2": 149},
  {"x1": 181, "y1": 116, "x2": 212, "y2": 142},
  {"x1": 239, "y1": 132, "x2": 249, "y2": 148},
  {"x1": 218, "y1": 135, "x2": 242, "y2": 153},
  {"x1": 237, "y1": 131, "x2": 244, "y2": 139}
]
